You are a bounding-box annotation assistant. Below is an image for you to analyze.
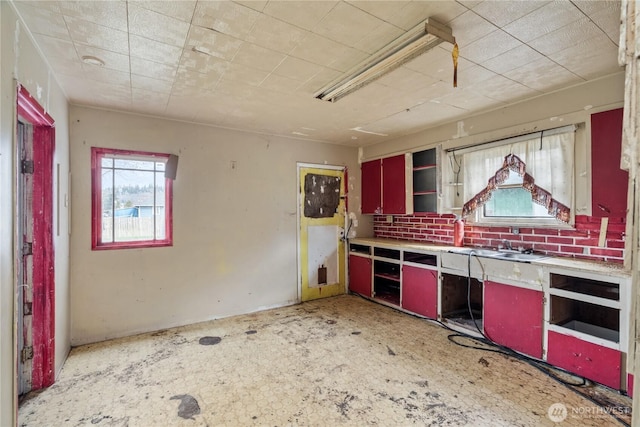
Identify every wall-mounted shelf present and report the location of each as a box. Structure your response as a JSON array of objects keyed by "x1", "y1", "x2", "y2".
[{"x1": 413, "y1": 148, "x2": 438, "y2": 213}]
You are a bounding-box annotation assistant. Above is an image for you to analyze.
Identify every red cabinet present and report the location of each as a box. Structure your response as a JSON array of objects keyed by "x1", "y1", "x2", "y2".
[
  {"x1": 361, "y1": 159, "x2": 382, "y2": 214},
  {"x1": 591, "y1": 108, "x2": 628, "y2": 217},
  {"x1": 349, "y1": 255, "x2": 372, "y2": 297},
  {"x1": 361, "y1": 154, "x2": 410, "y2": 214},
  {"x1": 401, "y1": 265, "x2": 437, "y2": 318},
  {"x1": 484, "y1": 281, "x2": 543, "y2": 359},
  {"x1": 547, "y1": 331, "x2": 621, "y2": 389}
]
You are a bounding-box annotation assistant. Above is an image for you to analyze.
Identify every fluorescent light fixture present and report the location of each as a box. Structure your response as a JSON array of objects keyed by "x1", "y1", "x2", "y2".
[{"x1": 314, "y1": 18, "x2": 455, "y2": 103}]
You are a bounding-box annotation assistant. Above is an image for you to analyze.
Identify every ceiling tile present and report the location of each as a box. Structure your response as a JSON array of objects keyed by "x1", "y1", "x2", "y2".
[
  {"x1": 313, "y1": 2, "x2": 384, "y2": 47},
  {"x1": 346, "y1": 1, "x2": 411, "y2": 21},
  {"x1": 75, "y1": 45, "x2": 130, "y2": 73},
  {"x1": 297, "y1": 67, "x2": 343, "y2": 96},
  {"x1": 549, "y1": 34, "x2": 621, "y2": 79},
  {"x1": 472, "y1": 74, "x2": 540, "y2": 102},
  {"x1": 32, "y1": 34, "x2": 77, "y2": 61},
  {"x1": 449, "y1": 10, "x2": 498, "y2": 47},
  {"x1": 233, "y1": 43, "x2": 287, "y2": 73},
  {"x1": 246, "y1": 14, "x2": 311, "y2": 55},
  {"x1": 407, "y1": 46, "x2": 462, "y2": 81},
  {"x1": 173, "y1": 67, "x2": 220, "y2": 96},
  {"x1": 132, "y1": 87, "x2": 170, "y2": 105},
  {"x1": 164, "y1": 95, "x2": 200, "y2": 122},
  {"x1": 471, "y1": 0, "x2": 550, "y2": 28},
  {"x1": 259, "y1": 74, "x2": 301, "y2": 95},
  {"x1": 129, "y1": 34, "x2": 183, "y2": 66},
  {"x1": 193, "y1": 1, "x2": 261, "y2": 39},
  {"x1": 13, "y1": 4, "x2": 69, "y2": 39},
  {"x1": 527, "y1": 17, "x2": 603, "y2": 56},
  {"x1": 273, "y1": 57, "x2": 327, "y2": 82},
  {"x1": 388, "y1": 1, "x2": 467, "y2": 30},
  {"x1": 503, "y1": 57, "x2": 582, "y2": 91},
  {"x1": 186, "y1": 26, "x2": 244, "y2": 62},
  {"x1": 291, "y1": 32, "x2": 368, "y2": 72},
  {"x1": 352, "y1": 21, "x2": 404, "y2": 54},
  {"x1": 457, "y1": 63, "x2": 498, "y2": 87},
  {"x1": 64, "y1": 16, "x2": 129, "y2": 54},
  {"x1": 131, "y1": 74, "x2": 173, "y2": 94},
  {"x1": 572, "y1": 0, "x2": 618, "y2": 16},
  {"x1": 47, "y1": 57, "x2": 85, "y2": 78},
  {"x1": 219, "y1": 62, "x2": 270, "y2": 87},
  {"x1": 263, "y1": 1, "x2": 337, "y2": 31},
  {"x1": 58, "y1": 1, "x2": 128, "y2": 32},
  {"x1": 179, "y1": 49, "x2": 230, "y2": 76},
  {"x1": 130, "y1": 57, "x2": 177, "y2": 82},
  {"x1": 503, "y1": 1, "x2": 582, "y2": 43},
  {"x1": 82, "y1": 65, "x2": 131, "y2": 88},
  {"x1": 460, "y1": 29, "x2": 521, "y2": 63},
  {"x1": 589, "y1": 4, "x2": 622, "y2": 44},
  {"x1": 436, "y1": 89, "x2": 502, "y2": 111},
  {"x1": 482, "y1": 44, "x2": 544, "y2": 75},
  {"x1": 376, "y1": 66, "x2": 438, "y2": 92},
  {"x1": 233, "y1": 1, "x2": 268, "y2": 12},
  {"x1": 129, "y1": 0, "x2": 197, "y2": 23},
  {"x1": 128, "y1": 3, "x2": 190, "y2": 48}
]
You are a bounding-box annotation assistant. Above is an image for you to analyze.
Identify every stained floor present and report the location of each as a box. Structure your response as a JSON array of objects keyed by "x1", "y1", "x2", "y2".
[{"x1": 19, "y1": 295, "x2": 631, "y2": 426}]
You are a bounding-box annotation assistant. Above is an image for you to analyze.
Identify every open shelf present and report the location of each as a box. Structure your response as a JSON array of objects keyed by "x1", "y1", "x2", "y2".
[
  {"x1": 550, "y1": 295, "x2": 619, "y2": 343},
  {"x1": 374, "y1": 260, "x2": 401, "y2": 305},
  {"x1": 441, "y1": 273, "x2": 483, "y2": 331},
  {"x1": 412, "y1": 148, "x2": 438, "y2": 213},
  {"x1": 404, "y1": 251, "x2": 437, "y2": 266},
  {"x1": 350, "y1": 244, "x2": 371, "y2": 255},
  {"x1": 551, "y1": 273, "x2": 619, "y2": 301},
  {"x1": 374, "y1": 247, "x2": 400, "y2": 260}
]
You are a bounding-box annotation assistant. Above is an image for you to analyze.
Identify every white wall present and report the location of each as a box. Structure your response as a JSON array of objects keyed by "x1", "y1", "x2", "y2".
[
  {"x1": 363, "y1": 73, "x2": 624, "y2": 159},
  {"x1": 0, "y1": 2, "x2": 70, "y2": 426},
  {"x1": 69, "y1": 107, "x2": 367, "y2": 345}
]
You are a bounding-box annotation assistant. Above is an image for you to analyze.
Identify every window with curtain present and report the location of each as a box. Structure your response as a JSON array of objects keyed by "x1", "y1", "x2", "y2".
[{"x1": 460, "y1": 127, "x2": 575, "y2": 226}]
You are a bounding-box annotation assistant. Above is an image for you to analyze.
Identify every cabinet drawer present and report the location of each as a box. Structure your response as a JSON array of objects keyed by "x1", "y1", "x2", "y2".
[{"x1": 547, "y1": 331, "x2": 621, "y2": 389}]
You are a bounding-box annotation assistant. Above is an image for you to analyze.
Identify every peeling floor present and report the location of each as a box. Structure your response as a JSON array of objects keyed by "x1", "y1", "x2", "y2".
[{"x1": 19, "y1": 295, "x2": 630, "y2": 426}]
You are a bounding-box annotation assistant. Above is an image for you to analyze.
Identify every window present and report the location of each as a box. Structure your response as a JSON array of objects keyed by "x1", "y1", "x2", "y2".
[
  {"x1": 459, "y1": 126, "x2": 575, "y2": 226},
  {"x1": 483, "y1": 174, "x2": 553, "y2": 219},
  {"x1": 91, "y1": 147, "x2": 173, "y2": 249}
]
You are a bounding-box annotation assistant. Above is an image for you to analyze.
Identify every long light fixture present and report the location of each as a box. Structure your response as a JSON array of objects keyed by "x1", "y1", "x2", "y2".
[{"x1": 314, "y1": 18, "x2": 455, "y2": 103}]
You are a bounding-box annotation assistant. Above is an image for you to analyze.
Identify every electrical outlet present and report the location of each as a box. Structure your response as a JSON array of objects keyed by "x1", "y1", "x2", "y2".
[{"x1": 386, "y1": 215, "x2": 393, "y2": 224}]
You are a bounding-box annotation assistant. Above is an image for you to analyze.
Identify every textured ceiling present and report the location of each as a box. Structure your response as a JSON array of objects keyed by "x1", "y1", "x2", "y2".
[{"x1": 12, "y1": 0, "x2": 622, "y2": 146}]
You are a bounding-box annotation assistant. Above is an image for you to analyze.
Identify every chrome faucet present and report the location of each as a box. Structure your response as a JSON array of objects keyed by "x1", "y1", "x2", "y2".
[{"x1": 501, "y1": 239, "x2": 513, "y2": 251}]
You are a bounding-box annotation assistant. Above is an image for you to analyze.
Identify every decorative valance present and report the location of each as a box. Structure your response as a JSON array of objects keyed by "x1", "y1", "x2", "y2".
[{"x1": 462, "y1": 154, "x2": 570, "y2": 223}]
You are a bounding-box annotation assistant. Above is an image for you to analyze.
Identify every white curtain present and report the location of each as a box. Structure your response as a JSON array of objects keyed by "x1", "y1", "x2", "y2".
[{"x1": 462, "y1": 130, "x2": 575, "y2": 213}]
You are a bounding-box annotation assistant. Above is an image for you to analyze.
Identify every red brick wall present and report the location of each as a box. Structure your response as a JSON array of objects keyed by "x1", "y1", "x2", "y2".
[{"x1": 373, "y1": 214, "x2": 626, "y2": 263}]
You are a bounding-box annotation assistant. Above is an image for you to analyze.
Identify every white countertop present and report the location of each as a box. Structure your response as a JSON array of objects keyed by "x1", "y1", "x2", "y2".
[{"x1": 349, "y1": 237, "x2": 630, "y2": 278}]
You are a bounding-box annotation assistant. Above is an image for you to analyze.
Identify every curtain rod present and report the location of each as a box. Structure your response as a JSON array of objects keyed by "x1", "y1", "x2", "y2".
[{"x1": 445, "y1": 124, "x2": 576, "y2": 155}]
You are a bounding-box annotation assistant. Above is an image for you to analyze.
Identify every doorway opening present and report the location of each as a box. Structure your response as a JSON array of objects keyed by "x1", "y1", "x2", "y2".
[{"x1": 16, "y1": 84, "x2": 56, "y2": 397}]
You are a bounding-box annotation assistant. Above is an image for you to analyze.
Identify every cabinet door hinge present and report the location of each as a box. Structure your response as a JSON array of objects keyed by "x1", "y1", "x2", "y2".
[
  {"x1": 21, "y1": 346, "x2": 33, "y2": 363},
  {"x1": 23, "y1": 301, "x2": 32, "y2": 315},
  {"x1": 21, "y1": 160, "x2": 34, "y2": 174},
  {"x1": 22, "y1": 242, "x2": 33, "y2": 256}
]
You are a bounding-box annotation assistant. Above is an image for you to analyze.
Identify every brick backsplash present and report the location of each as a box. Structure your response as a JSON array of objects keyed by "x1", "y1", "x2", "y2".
[{"x1": 373, "y1": 214, "x2": 626, "y2": 264}]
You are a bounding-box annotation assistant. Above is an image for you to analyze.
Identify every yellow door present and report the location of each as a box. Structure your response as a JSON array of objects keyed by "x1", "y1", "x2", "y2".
[{"x1": 299, "y1": 165, "x2": 346, "y2": 302}]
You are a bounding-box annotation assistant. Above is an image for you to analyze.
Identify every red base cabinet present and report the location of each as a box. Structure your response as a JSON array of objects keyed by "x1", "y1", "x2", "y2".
[
  {"x1": 547, "y1": 331, "x2": 621, "y2": 389},
  {"x1": 484, "y1": 281, "x2": 543, "y2": 359},
  {"x1": 349, "y1": 255, "x2": 372, "y2": 297},
  {"x1": 401, "y1": 265, "x2": 437, "y2": 318}
]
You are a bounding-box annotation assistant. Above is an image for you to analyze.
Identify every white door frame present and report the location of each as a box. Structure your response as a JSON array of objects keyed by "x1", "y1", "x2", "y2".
[{"x1": 296, "y1": 163, "x2": 347, "y2": 303}]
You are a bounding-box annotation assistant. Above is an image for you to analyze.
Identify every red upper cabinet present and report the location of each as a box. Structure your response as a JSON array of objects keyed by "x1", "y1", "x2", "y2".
[
  {"x1": 361, "y1": 154, "x2": 412, "y2": 215},
  {"x1": 591, "y1": 108, "x2": 628, "y2": 217},
  {"x1": 361, "y1": 159, "x2": 382, "y2": 214}
]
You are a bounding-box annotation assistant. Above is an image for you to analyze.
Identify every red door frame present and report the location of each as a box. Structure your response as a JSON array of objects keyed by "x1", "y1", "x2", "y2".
[{"x1": 17, "y1": 84, "x2": 56, "y2": 389}]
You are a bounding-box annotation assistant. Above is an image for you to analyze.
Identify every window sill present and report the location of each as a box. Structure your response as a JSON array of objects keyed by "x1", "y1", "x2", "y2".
[{"x1": 92, "y1": 240, "x2": 173, "y2": 251}]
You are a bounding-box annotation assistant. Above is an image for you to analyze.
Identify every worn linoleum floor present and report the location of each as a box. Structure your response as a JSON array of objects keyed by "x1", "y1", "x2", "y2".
[{"x1": 20, "y1": 295, "x2": 630, "y2": 426}]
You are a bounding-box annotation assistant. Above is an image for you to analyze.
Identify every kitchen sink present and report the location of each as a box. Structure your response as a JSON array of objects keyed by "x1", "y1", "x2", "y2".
[{"x1": 450, "y1": 248, "x2": 548, "y2": 263}]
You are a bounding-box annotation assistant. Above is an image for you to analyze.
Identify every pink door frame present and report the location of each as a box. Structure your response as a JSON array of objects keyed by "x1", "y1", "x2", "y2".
[{"x1": 17, "y1": 84, "x2": 56, "y2": 389}]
